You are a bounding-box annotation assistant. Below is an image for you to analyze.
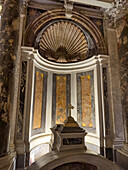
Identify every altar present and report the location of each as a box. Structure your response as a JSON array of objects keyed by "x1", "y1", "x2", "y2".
[
  {"x1": 27, "y1": 107, "x2": 122, "y2": 170},
  {"x1": 50, "y1": 104, "x2": 87, "y2": 151}
]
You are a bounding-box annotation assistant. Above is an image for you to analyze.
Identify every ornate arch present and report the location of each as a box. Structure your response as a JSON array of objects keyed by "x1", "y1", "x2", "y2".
[{"x1": 25, "y1": 9, "x2": 106, "y2": 61}]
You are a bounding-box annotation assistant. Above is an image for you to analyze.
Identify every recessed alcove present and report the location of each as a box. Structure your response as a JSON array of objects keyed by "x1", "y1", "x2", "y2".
[
  {"x1": 53, "y1": 162, "x2": 98, "y2": 170},
  {"x1": 1, "y1": 0, "x2": 127, "y2": 169},
  {"x1": 27, "y1": 148, "x2": 122, "y2": 170},
  {"x1": 21, "y1": 47, "x2": 109, "y2": 163}
]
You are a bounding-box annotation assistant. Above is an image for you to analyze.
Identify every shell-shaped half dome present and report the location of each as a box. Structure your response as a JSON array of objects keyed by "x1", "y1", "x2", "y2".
[{"x1": 39, "y1": 21, "x2": 88, "y2": 62}]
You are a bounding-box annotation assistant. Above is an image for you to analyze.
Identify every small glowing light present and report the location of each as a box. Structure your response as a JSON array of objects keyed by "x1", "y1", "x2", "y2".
[{"x1": 0, "y1": 5, "x2": 2, "y2": 12}]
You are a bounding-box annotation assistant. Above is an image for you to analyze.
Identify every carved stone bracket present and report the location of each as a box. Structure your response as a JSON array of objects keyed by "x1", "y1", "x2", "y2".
[
  {"x1": 21, "y1": 0, "x2": 29, "y2": 15},
  {"x1": 64, "y1": 0, "x2": 74, "y2": 18},
  {"x1": 104, "y1": 0, "x2": 128, "y2": 28}
]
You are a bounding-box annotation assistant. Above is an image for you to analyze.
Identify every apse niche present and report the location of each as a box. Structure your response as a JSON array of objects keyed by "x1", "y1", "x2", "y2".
[
  {"x1": 34, "y1": 20, "x2": 98, "y2": 63},
  {"x1": 21, "y1": 46, "x2": 109, "y2": 163},
  {"x1": 22, "y1": 10, "x2": 108, "y2": 163}
]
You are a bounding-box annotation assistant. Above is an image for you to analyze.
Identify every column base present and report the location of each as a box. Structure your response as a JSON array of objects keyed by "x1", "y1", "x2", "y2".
[
  {"x1": 122, "y1": 143, "x2": 128, "y2": 154},
  {"x1": 116, "y1": 143, "x2": 128, "y2": 170},
  {"x1": 16, "y1": 153, "x2": 26, "y2": 169},
  {"x1": 111, "y1": 138, "x2": 124, "y2": 162},
  {"x1": 0, "y1": 152, "x2": 16, "y2": 170}
]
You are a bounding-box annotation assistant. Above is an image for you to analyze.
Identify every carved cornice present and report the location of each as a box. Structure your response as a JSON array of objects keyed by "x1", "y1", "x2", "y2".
[{"x1": 105, "y1": 0, "x2": 128, "y2": 28}]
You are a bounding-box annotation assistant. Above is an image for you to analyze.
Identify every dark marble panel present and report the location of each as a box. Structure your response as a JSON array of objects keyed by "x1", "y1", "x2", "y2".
[
  {"x1": 103, "y1": 67, "x2": 110, "y2": 136},
  {"x1": 116, "y1": 150, "x2": 128, "y2": 170},
  {"x1": 118, "y1": 23, "x2": 128, "y2": 140},
  {"x1": 106, "y1": 148, "x2": 113, "y2": 161},
  {"x1": 16, "y1": 154, "x2": 26, "y2": 169},
  {"x1": 0, "y1": 121, "x2": 9, "y2": 156},
  {"x1": 17, "y1": 61, "x2": 27, "y2": 140},
  {"x1": 89, "y1": 17, "x2": 104, "y2": 36},
  {"x1": 63, "y1": 138, "x2": 82, "y2": 145},
  {"x1": 26, "y1": 7, "x2": 46, "y2": 28}
]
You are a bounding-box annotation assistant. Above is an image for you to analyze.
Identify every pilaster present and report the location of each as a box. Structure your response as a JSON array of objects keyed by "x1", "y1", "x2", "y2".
[
  {"x1": 0, "y1": 0, "x2": 29, "y2": 169},
  {"x1": 105, "y1": 1, "x2": 128, "y2": 167},
  {"x1": 0, "y1": 0, "x2": 21, "y2": 169},
  {"x1": 106, "y1": 27, "x2": 124, "y2": 150}
]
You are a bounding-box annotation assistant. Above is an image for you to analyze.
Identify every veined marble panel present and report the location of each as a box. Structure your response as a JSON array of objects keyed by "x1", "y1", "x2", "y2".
[
  {"x1": 118, "y1": 23, "x2": 128, "y2": 142},
  {"x1": 52, "y1": 74, "x2": 71, "y2": 125},
  {"x1": 32, "y1": 68, "x2": 47, "y2": 136},
  {"x1": 77, "y1": 70, "x2": 95, "y2": 132},
  {"x1": 81, "y1": 75, "x2": 92, "y2": 127},
  {"x1": 103, "y1": 67, "x2": 110, "y2": 135},
  {"x1": 56, "y1": 76, "x2": 67, "y2": 124},
  {"x1": 33, "y1": 72, "x2": 44, "y2": 129},
  {"x1": 17, "y1": 61, "x2": 27, "y2": 140}
]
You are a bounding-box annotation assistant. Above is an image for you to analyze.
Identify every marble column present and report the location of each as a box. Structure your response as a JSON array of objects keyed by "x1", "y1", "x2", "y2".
[
  {"x1": 0, "y1": 0, "x2": 21, "y2": 169},
  {"x1": 104, "y1": 2, "x2": 128, "y2": 168},
  {"x1": 106, "y1": 27, "x2": 124, "y2": 160},
  {"x1": 118, "y1": 17, "x2": 128, "y2": 154},
  {"x1": 114, "y1": 15, "x2": 128, "y2": 170},
  {"x1": 14, "y1": 1, "x2": 29, "y2": 169}
]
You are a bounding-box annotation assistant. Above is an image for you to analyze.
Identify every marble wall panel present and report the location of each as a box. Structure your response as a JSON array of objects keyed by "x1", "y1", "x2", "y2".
[
  {"x1": 77, "y1": 71, "x2": 95, "y2": 132},
  {"x1": 33, "y1": 72, "x2": 44, "y2": 129},
  {"x1": 90, "y1": 17, "x2": 104, "y2": 36},
  {"x1": 81, "y1": 75, "x2": 92, "y2": 127},
  {"x1": 30, "y1": 143, "x2": 49, "y2": 164},
  {"x1": 118, "y1": 21, "x2": 128, "y2": 141},
  {"x1": 56, "y1": 76, "x2": 67, "y2": 124},
  {"x1": 52, "y1": 74, "x2": 71, "y2": 125},
  {"x1": 26, "y1": 7, "x2": 45, "y2": 28},
  {"x1": 103, "y1": 67, "x2": 110, "y2": 135},
  {"x1": 17, "y1": 61, "x2": 27, "y2": 140},
  {"x1": 32, "y1": 69, "x2": 47, "y2": 136}
]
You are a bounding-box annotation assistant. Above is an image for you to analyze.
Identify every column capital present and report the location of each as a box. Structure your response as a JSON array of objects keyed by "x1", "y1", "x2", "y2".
[
  {"x1": 104, "y1": 1, "x2": 128, "y2": 28},
  {"x1": 21, "y1": 0, "x2": 29, "y2": 16}
]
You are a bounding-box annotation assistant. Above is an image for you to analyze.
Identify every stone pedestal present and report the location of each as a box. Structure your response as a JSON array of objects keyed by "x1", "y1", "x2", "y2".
[
  {"x1": 0, "y1": 152, "x2": 16, "y2": 170},
  {"x1": 51, "y1": 116, "x2": 87, "y2": 151}
]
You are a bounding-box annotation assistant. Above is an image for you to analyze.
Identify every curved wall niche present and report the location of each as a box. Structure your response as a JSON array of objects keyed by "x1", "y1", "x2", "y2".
[
  {"x1": 25, "y1": 9, "x2": 106, "y2": 63},
  {"x1": 21, "y1": 47, "x2": 110, "y2": 156},
  {"x1": 38, "y1": 20, "x2": 88, "y2": 62}
]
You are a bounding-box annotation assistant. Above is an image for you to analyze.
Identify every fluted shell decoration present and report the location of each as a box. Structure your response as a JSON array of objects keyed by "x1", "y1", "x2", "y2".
[{"x1": 39, "y1": 21, "x2": 88, "y2": 62}]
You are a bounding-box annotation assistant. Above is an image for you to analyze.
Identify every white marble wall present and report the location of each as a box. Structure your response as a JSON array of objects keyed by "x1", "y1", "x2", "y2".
[{"x1": 21, "y1": 47, "x2": 111, "y2": 157}]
